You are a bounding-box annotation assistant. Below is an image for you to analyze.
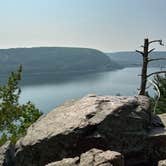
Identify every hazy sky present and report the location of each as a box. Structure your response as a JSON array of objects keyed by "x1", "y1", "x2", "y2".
[{"x1": 0, "y1": 0, "x2": 166, "y2": 51}]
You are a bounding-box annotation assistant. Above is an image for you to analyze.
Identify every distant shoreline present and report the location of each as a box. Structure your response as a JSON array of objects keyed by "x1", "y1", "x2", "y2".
[{"x1": 0, "y1": 67, "x2": 121, "y2": 86}]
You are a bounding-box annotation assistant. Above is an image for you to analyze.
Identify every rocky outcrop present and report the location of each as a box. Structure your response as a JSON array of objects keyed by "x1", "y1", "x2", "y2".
[
  {"x1": 46, "y1": 148, "x2": 124, "y2": 166},
  {"x1": 1, "y1": 94, "x2": 166, "y2": 165},
  {"x1": 14, "y1": 95, "x2": 152, "y2": 166},
  {"x1": 0, "y1": 141, "x2": 14, "y2": 166}
]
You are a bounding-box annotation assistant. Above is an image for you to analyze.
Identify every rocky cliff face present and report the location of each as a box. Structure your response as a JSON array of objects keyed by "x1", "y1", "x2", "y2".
[{"x1": 0, "y1": 95, "x2": 166, "y2": 166}]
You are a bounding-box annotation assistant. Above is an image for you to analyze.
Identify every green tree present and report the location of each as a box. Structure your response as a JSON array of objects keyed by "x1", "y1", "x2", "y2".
[
  {"x1": 152, "y1": 74, "x2": 166, "y2": 114},
  {"x1": 0, "y1": 66, "x2": 42, "y2": 145}
]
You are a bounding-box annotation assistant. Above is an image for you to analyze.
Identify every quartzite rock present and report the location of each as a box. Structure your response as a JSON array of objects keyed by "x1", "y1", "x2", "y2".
[
  {"x1": 46, "y1": 148, "x2": 124, "y2": 166},
  {"x1": 46, "y1": 157, "x2": 79, "y2": 166},
  {"x1": 79, "y1": 148, "x2": 124, "y2": 166},
  {"x1": 15, "y1": 95, "x2": 151, "y2": 166},
  {"x1": 158, "y1": 159, "x2": 166, "y2": 166}
]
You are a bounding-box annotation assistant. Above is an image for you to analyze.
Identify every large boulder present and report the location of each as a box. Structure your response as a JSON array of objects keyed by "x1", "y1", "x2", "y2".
[
  {"x1": 14, "y1": 95, "x2": 151, "y2": 166},
  {"x1": 0, "y1": 141, "x2": 14, "y2": 166},
  {"x1": 46, "y1": 148, "x2": 124, "y2": 166}
]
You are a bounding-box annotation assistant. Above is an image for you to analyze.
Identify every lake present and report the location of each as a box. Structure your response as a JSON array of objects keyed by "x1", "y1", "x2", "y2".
[{"x1": 19, "y1": 67, "x2": 160, "y2": 113}]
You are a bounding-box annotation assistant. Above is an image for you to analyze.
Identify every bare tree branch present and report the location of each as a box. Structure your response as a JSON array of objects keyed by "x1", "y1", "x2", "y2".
[
  {"x1": 148, "y1": 58, "x2": 166, "y2": 62},
  {"x1": 147, "y1": 71, "x2": 166, "y2": 77},
  {"x1": 136, "y1": 50, "x2": 144, "y2": 55},
  {"x1": 137, "y1": 38, "x2": 164, "y2": 95},
  {"x1": 149, "y1": 40, "x2": 164, "y2": 46},
  {"x1": 148, "y1": 48, "x2": 155, "y2": 54}
]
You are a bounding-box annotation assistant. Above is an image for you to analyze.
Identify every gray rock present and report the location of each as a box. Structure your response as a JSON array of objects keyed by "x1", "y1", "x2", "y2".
[
  {"x1": 158, "y1": 159, "x2": 166, "y2": 166},
  {"x1": 146, "y1": 113, "x2": 166, "y2": 163},
  {"x1": 46, "y1": 148, "x2": 124, "y2": 166},
  {"x1": 15, "y1": 95, "x2": 151, "y2": 166},
  {"x1": 80, "y1": 148, "x2": 124, "y2": 166},
  {"x1": 151, "y1": 113, "x2": 165, "y2": 127},
  {"x1": 46, "y1": 157, "x2": 79, "y2": 166},
  {"x1": 159, "y1": 113, "x2": 166, "y2": 126},
  {"x1": 0, "y1": 141, "x2": 14, "y2": 166}
]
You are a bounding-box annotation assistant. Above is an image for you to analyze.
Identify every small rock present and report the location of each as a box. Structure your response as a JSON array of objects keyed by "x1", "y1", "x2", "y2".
[
  {"x1": 80, "y1": 148, "x2": 124, "y2": 166},
  {"x1": 158, "y1": 159, "x2": 166, "y2": 166},
  {"x1": 46, "y1": 157, "x2": 79, "y2": 166},
  {"x1": 46, "y1": 149, "x2": 124, "y2": 166}
]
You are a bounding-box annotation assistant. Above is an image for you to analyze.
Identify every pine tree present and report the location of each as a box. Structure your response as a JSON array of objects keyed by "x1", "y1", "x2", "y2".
[{"x1": 0, "y1": 66, "x2": 42, "y2": 145}]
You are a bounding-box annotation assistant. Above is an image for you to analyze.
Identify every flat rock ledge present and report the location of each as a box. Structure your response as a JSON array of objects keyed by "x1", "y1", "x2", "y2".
[{"x1": 46, "y1": 148, "x2": 124, "y2": 166}]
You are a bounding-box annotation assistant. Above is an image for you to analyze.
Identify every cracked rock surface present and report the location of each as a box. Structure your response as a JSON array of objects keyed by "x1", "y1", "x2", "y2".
[
  {"x1": 46, "y1": 148, "x2": 124, "y2": 166},
  {"x1": 14, "y1": 95, "x2": 151, "y2": 166}
]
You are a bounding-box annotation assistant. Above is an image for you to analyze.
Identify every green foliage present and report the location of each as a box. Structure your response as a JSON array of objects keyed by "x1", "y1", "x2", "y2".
[
  {"x1": 0, "y1": 66, "x2": 42, "y2": 145},
  {"x1": 152, "y1": 74, "x2": 166, "y2": 114}
]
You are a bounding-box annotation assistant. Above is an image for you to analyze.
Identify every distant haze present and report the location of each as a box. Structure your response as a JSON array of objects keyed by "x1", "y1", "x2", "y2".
[{"x1": 0, "y1": 0, "x2": 166, "y2": 51}]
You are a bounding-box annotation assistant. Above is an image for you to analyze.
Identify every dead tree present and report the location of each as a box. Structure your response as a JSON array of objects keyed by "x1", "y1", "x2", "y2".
[{"x1": 136, "y1": 38, "x2": 166, "y2": 95}]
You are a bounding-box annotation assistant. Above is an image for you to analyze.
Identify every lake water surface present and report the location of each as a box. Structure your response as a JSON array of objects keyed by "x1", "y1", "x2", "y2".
[{"x1": 20, "y1": 67, "x2": 160, "y2": 113}]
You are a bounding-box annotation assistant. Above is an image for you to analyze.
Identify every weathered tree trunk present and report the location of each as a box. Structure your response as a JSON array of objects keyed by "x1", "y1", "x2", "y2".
[
  {"x1": 139, "y1": 39, "x2": 149, "y2": 95},
  {"x1": 136, "y1": 38, "x2": 165, "y2": 96}
]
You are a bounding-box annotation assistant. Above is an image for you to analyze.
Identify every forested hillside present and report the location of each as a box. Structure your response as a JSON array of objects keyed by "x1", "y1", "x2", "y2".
[
  {"x1": 0, "y1": 47, "x2": 121, "y2": 84},
  {"x1": 107, "y1": 51, "x2": 166, "y2": 67}
]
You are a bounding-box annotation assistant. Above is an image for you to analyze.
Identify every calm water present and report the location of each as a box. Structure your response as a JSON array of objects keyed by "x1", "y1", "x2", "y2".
[{"x1": 20, "y1": 67, "x2": 160, "y2": 113}]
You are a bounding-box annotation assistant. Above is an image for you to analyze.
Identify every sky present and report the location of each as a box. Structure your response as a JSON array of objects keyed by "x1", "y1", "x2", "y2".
[{"x1": 0, "y1": 0, "x2": 166, "y2": 52}]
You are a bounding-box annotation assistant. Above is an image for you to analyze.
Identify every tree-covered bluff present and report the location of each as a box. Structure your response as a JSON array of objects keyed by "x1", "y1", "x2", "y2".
[
  {"x1": 0, "y1": 47, "x2": 121, "y2": 85},
  {"x1": 107, "y1": 51, "x2": 166, "y2": 67}
]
